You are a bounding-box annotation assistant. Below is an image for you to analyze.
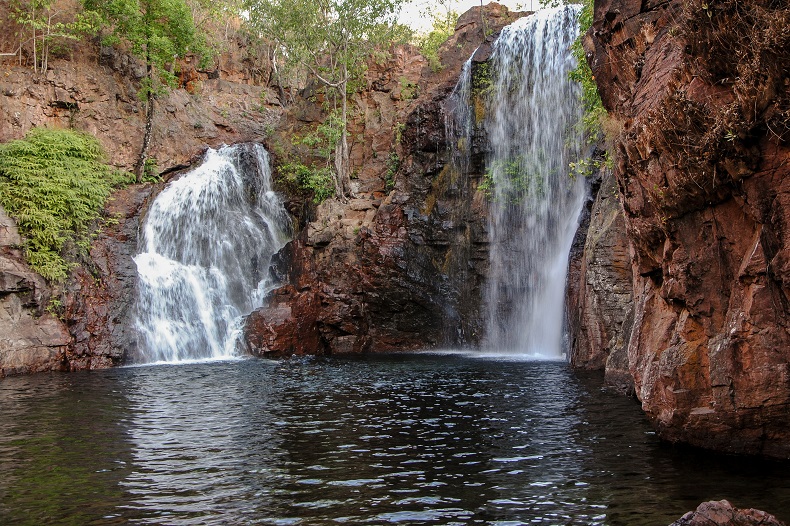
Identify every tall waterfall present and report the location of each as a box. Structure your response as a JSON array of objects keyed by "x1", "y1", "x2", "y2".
[
  {"x1": 483, "y1": 5, "x2": 586, "y2": 358},
  {"x1": 133, "y1": 144, "x2": 291, "y2": 363}
]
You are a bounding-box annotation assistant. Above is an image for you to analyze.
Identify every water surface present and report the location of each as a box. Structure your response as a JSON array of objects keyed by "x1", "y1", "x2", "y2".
[{"x1": 1, "y1": 354, "x2": 788, "y2": 525}]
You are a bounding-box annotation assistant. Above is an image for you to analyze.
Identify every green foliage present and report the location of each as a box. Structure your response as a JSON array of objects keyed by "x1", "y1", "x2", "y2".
[
  {"x1": 0, "y1": 128, "x2": 132, "y2": 281},
  {"x1": 569, "y1": 151, "x2": 613, "y2": 179},
  {"x1": 394, "y1": 121, "x2": 405, "y2": 144},
  {"x1": 398, "y1": 76, "x2": 419, "y2": 100},
  {"x1": 417, "y1": 4, "x2": 458, "y2": 72},
  {"x1": 479, "y1": 155, "x2": 546, "y2": 204},
  {"x1": 245, "y1": 0, "x2": 409, "y2": 198},
  {"x1": 279, "y1": 112, "x2": 345, "y2": 203},
  {"x1": 142, "y1": 156, "x2": 159, "y2": 181},
  {"x1": 11, "y1": 0, "x2": 102, "y2": 73},
  {"x1": 385, "y1": 151, "x2": 399, "y2": 191},
  {"x1": 247, "y1": 0, "x2": 406, "y2": 88},
  {"x1": 471, "y1": 61, "x2": 492, "y2": 96},
  {"x1": 83, "y1": 0, "x2": 211, "y2": 97},
  {"x1": 569, "y1": 0, "x2": 607, "y2": 141},
  {"x1": 279, "y1": 162, "x2": 335, "y2": 204},
  {"x1": 300, "y1": 111, "x2": 343, "y2": 158}
]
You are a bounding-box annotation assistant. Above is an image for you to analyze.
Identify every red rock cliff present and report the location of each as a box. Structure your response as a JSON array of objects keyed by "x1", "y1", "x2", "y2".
[{"x1": 585, "y1": 0, "x2": 790, "y2": 457}]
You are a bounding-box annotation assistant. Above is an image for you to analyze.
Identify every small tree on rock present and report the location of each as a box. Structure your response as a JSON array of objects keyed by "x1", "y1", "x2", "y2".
[{"x1": 246, "y1": 0, "x2": 409, "y2": 200}]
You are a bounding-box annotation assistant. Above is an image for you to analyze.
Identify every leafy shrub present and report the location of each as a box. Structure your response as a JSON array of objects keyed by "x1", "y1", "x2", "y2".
[
  {"x1": 385, "y1": 151, "x2": 400, "y2": 191},
  {"x1": 0, "y1": 128, "x2": 132, "y2": 281},
  {"x1": 569, "y1": 0, "x2": 607, "y2": 140},
  {"x1": 418, "y1": 7, "x2": 459, "y2": 72},
  {"x1": 279, "y1": 162, "x2": 335, "y2": 204}
]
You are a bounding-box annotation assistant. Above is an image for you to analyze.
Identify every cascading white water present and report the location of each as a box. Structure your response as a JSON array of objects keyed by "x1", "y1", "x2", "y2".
[
  {"x1": 133, "y1": 144, "x2": 291, "y2": 363},
  {"x1": 483, "y1": 5, "x2": 587, "y2": 358}
]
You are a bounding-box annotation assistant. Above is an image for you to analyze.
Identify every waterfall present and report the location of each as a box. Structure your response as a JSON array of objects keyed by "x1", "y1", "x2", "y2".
[
  {"x1": 133, "y1": 144, "x2": 291, "y2": 363},
  {"x1": 483, "y1": 5, "x2": 587, "y2": 358}
]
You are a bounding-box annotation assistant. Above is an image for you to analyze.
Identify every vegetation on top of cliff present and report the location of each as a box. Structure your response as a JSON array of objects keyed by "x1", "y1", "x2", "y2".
[
  {"x1": 0, "y1": 128, "x2": 132, "y2": 281},
  {"x1": 245, "y1": 0, "x2": 411, "y2": 202},
  {"x1": 417, "y1": 1, "x2": 459, "y2": 72},
  {"x1": 8, "y1": 0, "x2": 102, "y2": 73},
  {"x1": 82, "y1": 0, "x2": 213, "y2": 181}
]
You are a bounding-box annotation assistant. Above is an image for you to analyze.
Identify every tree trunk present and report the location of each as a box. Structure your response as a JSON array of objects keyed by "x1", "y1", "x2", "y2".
[
  {"x1": 134, "y1": 64, "x2": 155, "y2": 182},
  {"x1": 333, "y1": 76, "x2": 351, "y2": 202}
]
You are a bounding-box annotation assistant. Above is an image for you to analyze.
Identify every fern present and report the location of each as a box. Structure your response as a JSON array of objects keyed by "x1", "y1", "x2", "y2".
[{"x1": 0, "y1": 128, "x2": 132, "y2": 281}]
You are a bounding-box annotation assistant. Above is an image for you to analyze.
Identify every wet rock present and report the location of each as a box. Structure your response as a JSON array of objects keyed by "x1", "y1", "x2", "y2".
[
  {"x1": 670, "y1": 500, "x2": 786, "y2": 526},
  {"x1": 62, "y1": 184, "x2": 153, "y2": 369},
  {"x1": 567, "y1": 169, "x2": 634, "y2": 393},
  {"x1": 0, "y1": 211, "x2": 70, "y2": 377}
]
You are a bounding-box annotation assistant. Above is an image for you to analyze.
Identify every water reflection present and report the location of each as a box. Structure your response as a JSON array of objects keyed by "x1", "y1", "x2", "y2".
[
  {"x1": 0, "y1": 372, "x2": 134, "y2": 525},
  {"x1": 1, "y1": 356, "x2": 788, "y2": 525}
]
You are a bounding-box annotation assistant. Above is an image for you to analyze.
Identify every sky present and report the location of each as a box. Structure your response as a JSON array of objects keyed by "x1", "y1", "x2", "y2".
[{"x1": 398, "y1": 0, "x2": 541, "y2": 33}]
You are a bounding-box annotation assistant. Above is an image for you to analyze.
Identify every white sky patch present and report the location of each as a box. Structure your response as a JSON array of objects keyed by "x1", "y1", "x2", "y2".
[{"x1": 399, "y1": 0, "x2": 542, "y2": 33}]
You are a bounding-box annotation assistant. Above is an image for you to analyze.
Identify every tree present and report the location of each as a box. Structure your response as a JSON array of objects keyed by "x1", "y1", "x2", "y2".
[
  {"x1": 417, "y1": 0, "x2": 459, "y2": 71},
  {"x1": 246, "y1": 0, "x2": 409, "y2": 200},
  {"x1": 83, "y1": 0, "x2": 210, "y2": 180},
  {"x1": 10, "y1": 0, "x2": 100, "y2": 73}
]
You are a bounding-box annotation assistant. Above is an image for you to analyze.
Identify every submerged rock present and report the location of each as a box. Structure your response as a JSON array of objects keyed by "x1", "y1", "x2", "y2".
[{"x1": 670, "y1": 500, "x2": 786, "y2": 526}]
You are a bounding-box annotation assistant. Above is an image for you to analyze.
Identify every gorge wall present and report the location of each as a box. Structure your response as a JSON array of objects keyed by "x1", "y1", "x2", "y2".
[
  {"x1": 572, "y1": 0, "x2": 790, "y2": 457},
  {"x1": 0, "y1": 3, "x2": 524, "y2": 373}
]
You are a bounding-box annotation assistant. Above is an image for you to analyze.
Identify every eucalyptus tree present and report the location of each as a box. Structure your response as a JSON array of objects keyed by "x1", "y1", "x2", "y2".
[
  {"x1": 83, "y1": 0, "x2": 210, "y2": 180},
  {"x1": 246, "y1": 0, "x2": 408, "y2": 200}
]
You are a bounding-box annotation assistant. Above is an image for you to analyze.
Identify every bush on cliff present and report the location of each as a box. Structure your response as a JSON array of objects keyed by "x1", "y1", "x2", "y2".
[
  {"x1": 0, "y1": 128, "x2": 132, "y2": 281},
  {"x1": 569, "y1": 0, "x2": 606, "y2": 140}
]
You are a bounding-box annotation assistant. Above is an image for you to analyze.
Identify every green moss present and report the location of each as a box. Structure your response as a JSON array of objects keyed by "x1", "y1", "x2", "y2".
[{"x1": 0, "y1": 128, "x2": 132, "y2": 281}]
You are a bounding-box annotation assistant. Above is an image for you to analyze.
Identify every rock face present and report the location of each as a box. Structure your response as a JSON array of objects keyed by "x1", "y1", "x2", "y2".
[
  {"x1": 567, "y1": 168, "x2": 634, "y2": 393},
  {"x1": 670, "y1": 500, "x2": 786, "y2": 526},
  {"x1": 62, "y1": 184, "x2": 152, "y2": 370},
  {"x1": 0, "y1": 206, "x2": 71, "y2": 376},
  {"x1": 244, "y1": 3, "x2": 526, "y2": 356},
  {"x1": 585, "y1": 0, "x2": 790, "y2": 456},
  {"x1": 0, "y1": 42, "x2": 283, "y2": 174}
]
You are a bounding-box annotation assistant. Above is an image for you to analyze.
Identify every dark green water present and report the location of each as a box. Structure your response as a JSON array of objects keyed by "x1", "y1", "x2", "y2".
[{"x1": 1, "y1": 353, "x2": 788, "y2": 525}]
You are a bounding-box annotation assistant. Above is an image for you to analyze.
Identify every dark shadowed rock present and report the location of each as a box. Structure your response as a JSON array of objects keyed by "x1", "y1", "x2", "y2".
[{"x1": 567, "y1": 168, "x2": 634, "y2": 394}]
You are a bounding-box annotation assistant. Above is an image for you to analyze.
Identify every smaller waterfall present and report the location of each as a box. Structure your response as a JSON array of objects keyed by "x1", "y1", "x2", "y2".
[
  {"x1": 445, "y1": 58, "x2": 474, "y2": 178},
  {"x1": 483, "y1": 5, "x2": 587, "y2": 358},
  {"x1": 133, "y1": 144, "x2": 291, "y2": 363}
]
